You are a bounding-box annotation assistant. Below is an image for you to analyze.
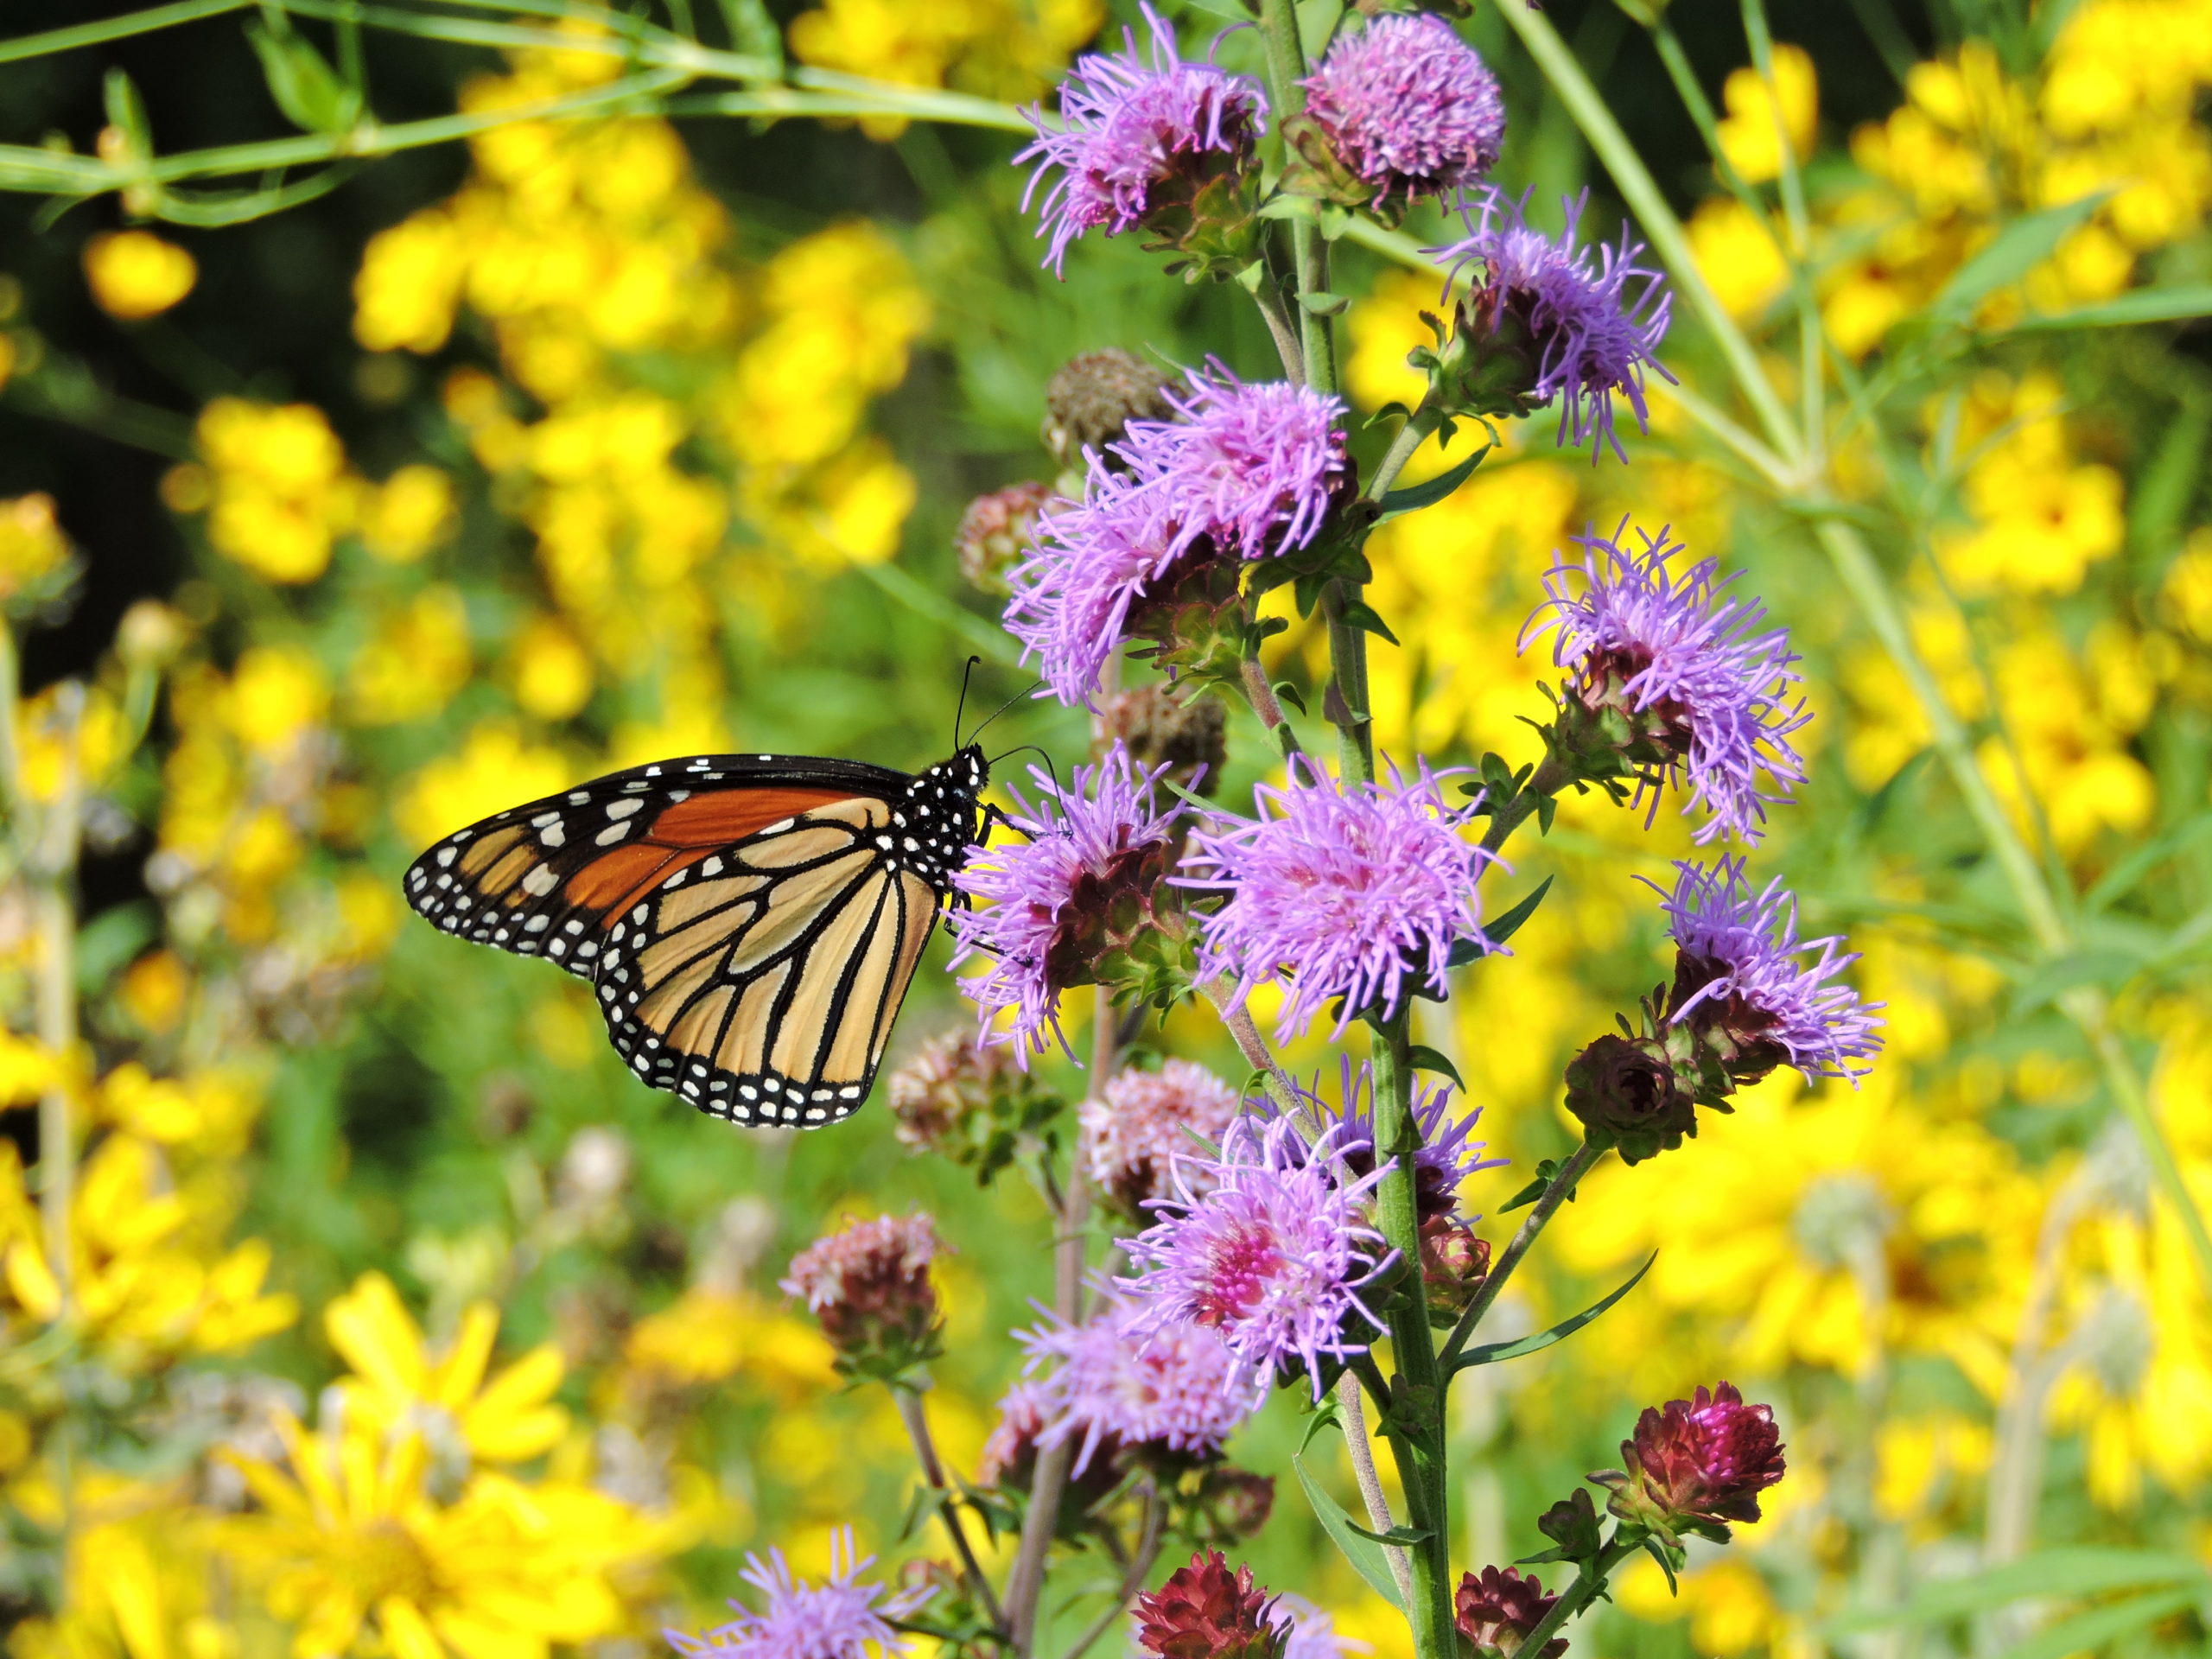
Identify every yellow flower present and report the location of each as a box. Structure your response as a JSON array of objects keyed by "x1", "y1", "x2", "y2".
[
  {"x1": 225, "y1": 645, "x2": 329, "y2": 756},
  {"x1": 360, "y1": 465, "x2": 458, "y2": 563},
  {"x1": 325, "y1": 1271, "x2": 569, "y2": 1465},
  {"x1": 348, "y1": 588, "x2": 474, "y2": 726},
  {"x1": 194, "y1": 400, "x2": 361, "y2": 584},
  {"x1": 83, "y1": 230, "x2": 198, "y2": 319},
  {"x1": 1714, "y1": 44, "x2": 1817, "y2": 184},
  {"x1": 1688, "y1": 197, "x2": 1789, "y2": 319},
  {"x1": 508, "y1": 615, "x2": 594, "y2": 720},
  {"x1": 395, "y1": 721, "x2": 572, "y2": 849},
  {"x1": 221, "y1": 1409, "x2": 667, "y2": 1659},
  {"x1": 788, "y1": 0, "x2": 1101, "y2": 136},
  {"x1": 621, "y1": 1287, "x2": 837, "y2": 1397},
  {"x1": 0, "y1": 492, "x2": 72, "y2": 601}
]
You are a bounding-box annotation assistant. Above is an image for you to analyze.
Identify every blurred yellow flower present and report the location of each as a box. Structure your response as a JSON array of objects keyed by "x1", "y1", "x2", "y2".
[
  {"x1": 83, "y1": 229, "x2": 197, "y2": 319},
  {"x1": 194, "y1": 400, "x2": 361, "y2": 584},
  {"x1": 1936, "y1": 372, "x2": 2124, "y2": 595},
  {"x1": 349, "y1": 587, "x2": 473, "y2": 726},
  {"x1": 1688, "y1": 197, "x2": 1789, "y2": 319},
  {"x1": 622, "y1": 1288, "x2": 837, "y2": 1398},
  {"x1": 788, "y1": 0, "x2": 1101, "y2": 137},
  {"x1": 508, "y1": 615, "x2": 594, "y2": 720},
  {"x1": 360, "y1": 465, "x2": 458, "y2": 563},
  {"x1": 397, "y1": 721, "x2": 572, "y2": 848},
  {"x1": 0, "y1": 492, "x2": 72, "y2": 601},
  {"x1": 225, "y1": 645, "x2": 329, "y2": 755},
  {"x1": 1714, "y1": 44, "x2": 1816, "y2": 184}
]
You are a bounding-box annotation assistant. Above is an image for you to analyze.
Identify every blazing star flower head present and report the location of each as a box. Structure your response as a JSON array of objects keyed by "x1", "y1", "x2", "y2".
[
  {"x1": 1523, "y1": 521, "x2": 1809, "y2": 843},
  {"x1": 1454, "y1": 1567, "x2": 1567, "y2": 1659},
  {"x1": 950, "y1": 742, "x2": 1181, "y2": 1062},
  {"x1": 666, "y1": 1528, "x2": 931, "y2": 1659},
  {"x1": 1133, "y1": 1552, "x2": 1281, "y2": 1659},
  {"x1": 1433, "y1": 188, "x2": 1673, "y2": 459},
  {"x1": 1183, "y1": 757, "x2": 1497, "y2": 1045},
  {"x1": 1083, "y1": 1058, "x2": 1244, "y2": 1214},
  {"x1": 1017, "y1": 4, "x2": 1267, "y2": 275},
  {"x1": 1004, "y1": 467, "x2": 1187, "y2": 707},
  {"x1": 1015, "y1": 1288, "x2": 1257, "y2": 1474},
  {"x1": 779, "y1": 1214, "x2": 942, "y2": 1370},
  {"x1": 1261, "y1": 1057, "x2": 1504, "y2": 1221},
  {"x1": 1116, "y1": 365, "x2": 1353, "y2": 560},
  {"x1": 1656, "y1": 856, "x2": 1885, "y2": 1084},
  {"x1": 1606, "y1": 1382, "x2": 1787, "y2": 1540},
  {"x1": 1301, "y1": 14, "x2": 1505, "y2": 203},
  {"x1": 1118, "y1": 1114, "x2": 1395, "y2": 1401}
]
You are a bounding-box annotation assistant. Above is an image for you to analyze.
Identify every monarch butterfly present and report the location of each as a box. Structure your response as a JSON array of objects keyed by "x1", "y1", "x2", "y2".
[{"x1": 403, "y1": 744, "x2": 990, "y2": 1128}]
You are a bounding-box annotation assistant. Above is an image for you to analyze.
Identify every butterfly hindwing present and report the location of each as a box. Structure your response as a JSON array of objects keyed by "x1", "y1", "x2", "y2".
[{"x1": 402, "y1": 747, "x2": 987, "y2": 1129}]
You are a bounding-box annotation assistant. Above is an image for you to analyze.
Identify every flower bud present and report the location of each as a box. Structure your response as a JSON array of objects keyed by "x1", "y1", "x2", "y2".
[
  {"x1": 1134, "y1": 1551, "x2": 1285, "y2": 1659},
  {"x1": 1188, "y1": 1469, "x2": 1275, "y2": 1545},
  {"x1": 956, "y1": 480, "x2": 1054, "y2": 596},
  {"x1": 1591, "y1": 1381, "x2": 1786, "y2": 1545},
  {"x1": 1454, "y1": 1566, "x2": 1567, "y2": 1659},
  {"x1": 1094, "y1": 684, "x2": 1228, "y2": 797},
  {"x1": 1044, "y1": 348, "x2": 1176, "y2": 468},
  {"x1": 887, "y1": 1029, "x2": 1065, "y2": 1182},
  {"x1": 1561, "y1": 1033, "x2": 1697, "y2": 1165},
  {"x1": 117, "y1": 599, "x2": 188, "y2": 670},
  {"x1": 1419, "y1": 1216, "x2": 1491, "y2": 1328},
  {"x1": 1534, "y1": 1487, "x2": 1602, "y2": 1561},
  {"x1": 779, "y1": 1214, "x2": 944, "y2": 1380},
  {"x1": 1081, "y1": 1058, "x2": 1241, "y2": 1219}
]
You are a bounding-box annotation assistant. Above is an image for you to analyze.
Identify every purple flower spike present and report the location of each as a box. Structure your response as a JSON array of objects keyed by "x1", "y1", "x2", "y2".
[
  {"x1": 1261, "y1": 1058, "x2": 1505, "y2": 1220},
  {"x1": 1182, "y1": 758, "x2": 1497, "y2": 1045},
  {"x1": 950, "y1": 742, "x2": 1181, "y2": 1063},
  {"x1": 1119, "y1": 1114, "x2": 1396, "y2": 1401},
  {"x1": 1523, "y1": 520, "x2": 1809, "y2": 844},
  {"x1": 1433, "y1": 188, "x2": 1673, "y2": 459},
  {"x1": 1017, "y1": 4, "x2": 1268, "y2": 275},
  {"x1": 1656, "y1": 856, "x2": 1885, "y2": 1084},
  {"x1": 1005, "y1": 468, "x2": 1183, "y2": 705},
  {"x1": 1015, "y1": 1289, "x2": 1257, "y2": 1473},
  {"x1": 1120, "y1": 365, "x2": 1353, "y2": 561},
  {"x1": 666, "y1": 1527, "x2": 930, "y2": 1659},
  {"x1": 1303, "y1": 14, "x2": 1506, "y2": 204}
]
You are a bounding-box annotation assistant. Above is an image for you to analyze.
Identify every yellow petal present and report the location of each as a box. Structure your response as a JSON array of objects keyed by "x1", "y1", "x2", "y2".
[
  {"x1": 377, "y1": 1597, "x2": 450, "y2": 1659},
  {"x1": 433, "y1": 1302, "x2": 499, "y2": 1410},
  {"x1": 4, "y1": 1238, "x2": 61, "y2": 1321},
  {"x1": 327, "y1": 1271, "x2": 429, "y2": 1398},
  {"x1": 433, "y1": 1611, "x2": 547, "y2": 1659}
]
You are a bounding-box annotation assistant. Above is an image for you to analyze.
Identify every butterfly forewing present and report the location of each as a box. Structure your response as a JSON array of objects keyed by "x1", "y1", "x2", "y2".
[{"x1": 401, "y1": 747, "x2": 986, "y2": 1128}]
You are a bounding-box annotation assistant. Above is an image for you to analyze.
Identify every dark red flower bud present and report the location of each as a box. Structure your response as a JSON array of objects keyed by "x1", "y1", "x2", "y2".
[
  {"x1": 1454, "y1": 1565, "x2": 1567, "y2": 1659},
  {"x1": 1561, "y1": 1033, "x2": 1698, "y2": 1165},
  {"x1": 1419, "y1": 1215, "x2": 1491, "y2": 1328},
  {"x1": 1593, "y1": 1380, "x2": 1786, "y2": 1543},
  {"x1": 1133, "y1": 1551, "x2": 1284, "y2": 1659},
  {"x1": 779, "y1": 1214, "x2": 943, "y2": 1379},
  {"x1": 1189, "y1": 1468, "x2": 1276, "y2": 1544},
  {"x1": 957, "y1": 480, "x2": 1055, "y2": 594}
]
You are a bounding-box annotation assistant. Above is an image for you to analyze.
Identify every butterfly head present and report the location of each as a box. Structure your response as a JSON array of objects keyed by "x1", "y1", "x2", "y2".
[{"x1": 893, "y1": 744, "x2": 991, "y2": 895}]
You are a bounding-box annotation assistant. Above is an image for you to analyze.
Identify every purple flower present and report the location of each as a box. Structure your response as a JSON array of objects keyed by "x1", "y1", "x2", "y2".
[
  {"x1": 1017, "y1": 3, "x2": 1267, "y2": 275},
  {"x1": 1183, "y1": 758, "x2": 1497, "y2": 1045},
  {"x1": 1261, "y1": 1058, "x2": 1503, "y2": 1221},
  {"x1": 1433, "y1": 188, "x2": 1673, "y2": 459},
  {"x1": 1655, "y1": 857, "x2": 1885, "y2": 1084},
  {"x1": 1595, "y1": 1381, "x2": 1787, "y2": 1543},
  {"x1": 1302, "y1": 14, "x2": 1505, "y2": 204},
  {"x1": 950, "y1": 743, "x2": 1181, "y2": 1062},
  {"x1": 1119, "y1": 1114, "x2": 1395, "y2": 1401},
  {"x1": 1005, "y1": 469, "x2": 1186, "y2": 705},
  {"x1": 1014, "y1": 1289, "x2": 1257, "y2": 1473},
  {"x1": 1275, "y1": 1596, "x2": 1372, "y2": 1659},
  {"x1": 667, "y1": 1528, "x2": 930, "y2": 1659},
  {"x1": 1084, "y1": 1058, "x2": 1244, "y2": 1215},
  {"x1": 1522, "y1": 520, "x2": 1808, "y2": 844},
  {"x1": 1119, "y1": 365, "x2": 1352, "y2": 560}
]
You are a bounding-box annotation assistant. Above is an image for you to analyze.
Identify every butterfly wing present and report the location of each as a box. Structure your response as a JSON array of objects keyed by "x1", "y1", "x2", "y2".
[{"x1": 404, "y1": 753, "x2": 957, "y2": 1127}]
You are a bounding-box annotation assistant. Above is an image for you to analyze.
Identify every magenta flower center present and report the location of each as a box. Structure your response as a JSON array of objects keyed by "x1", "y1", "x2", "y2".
[{"x1": 1195, "y1": 1217, "x2": 1287, "y2": 1325}]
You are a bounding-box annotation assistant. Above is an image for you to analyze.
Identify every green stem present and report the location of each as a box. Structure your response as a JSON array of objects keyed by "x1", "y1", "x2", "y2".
[
  {"x1": 1478, "y1": 756, "x2": 1573, "y2": 858},
  {"x1": 1440, "y1": 1139, "x2": 1603, "y2": 1370},
  {"x1": 1364, "y1": 406, "x2": 1442, "y2": 505},
  {"x1": 0, "y1": 0, "x2": 247, "y2": 63},
  {"x1": 1255, "y1": 0, "x2": 1335, "y2": 394},
  {"x1": 1511, "y1": 1535, "x2": 1643, "y2": 1656},
  {"x1": 1239, "y1": 655, "x2": 1304, "y2": 764},
  {"x1": 1369, "y1": 1009, "x2": 1456, "y2": 1659}
]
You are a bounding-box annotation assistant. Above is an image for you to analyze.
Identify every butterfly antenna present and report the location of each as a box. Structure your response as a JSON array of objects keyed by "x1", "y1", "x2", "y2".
[
  {"x1": 966, "y1": 679, "x2": 1042, "y2": 749},
  {"x1": 954, "y1": 655, "x2": 982, "y2": 748},
  {"x1": 988, "y1": 743, "x2": 1060, "y2": 795}
]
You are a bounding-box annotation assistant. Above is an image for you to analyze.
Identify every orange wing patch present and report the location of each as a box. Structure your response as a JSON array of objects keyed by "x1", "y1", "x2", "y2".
[{"x1": 563, "y1": 788, "x2": 859, "y2": 918}]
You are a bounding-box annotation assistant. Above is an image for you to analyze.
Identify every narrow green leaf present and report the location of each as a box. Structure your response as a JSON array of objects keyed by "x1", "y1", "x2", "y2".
[
  {"x1": 2085, "y1": 808, "x2": 2212, "y2": 912},
  {"x1": 1826, "y1": 1548, "x2": 2207, "y2": 1631},
  {"x1": 1292, "y1": 1455, "x2": 1406, "y2": 1610},
  {"x1": 1995, "y1": 283, "x2": 2212, "y2": 333},
  {"x1": 1448, "y1": 876, "x2": 1553, "y2": 965},
  {"x1": 1377, "y1": 444, "x2": 1491, "y2": 519},
  {"x1": 1448, "y1": 1251, "x2": 1656, "y2": 1373},
  {"x1": 1300, "y1": 289, "x2": 1351, "y2": 315},
  {"x1": 1997, "y1": 1587, "x2": 2206, "y2": 1659},
  {"x1": 247, "y1": 19, "x2": 359, "y2": 134},
  {"x1": 1336, "y1": 598, "x2": 1400, "y2": 645},
  {"x1": 1346, "y1": 1522, "x2": 1433, "y2": 1547},
  {"x1": 1404, "y1": 1044, "x2": 1465, "y2": 1090},
  {"x1": 1929, "y1": 192, "x2": 2109, "y2": 322}
]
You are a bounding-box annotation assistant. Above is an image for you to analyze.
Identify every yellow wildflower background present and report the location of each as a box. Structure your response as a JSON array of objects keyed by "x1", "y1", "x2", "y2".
[{"x1": 0, "y1": 2, "x2": 2207, "y2": 1656}]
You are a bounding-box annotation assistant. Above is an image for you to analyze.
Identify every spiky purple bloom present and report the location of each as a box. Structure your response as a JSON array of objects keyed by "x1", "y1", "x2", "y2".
[
  {"x1": 1182, "y1": 758, "x2": 1497, "y2": 1045},
  {"x1": 1017, "y1": 3, "x2": 1267, "y2": 275},
  {"x1": 1119, "y1": 1114, "x2": 1395, "y2": 1401},
  {"x1": 666, "y1": 1528, "x2": 930, "y2": 1659},
  {"x1": 1005, "y1": 468, "x2": 1184, "y2": 704},
  {"x1": 1015, "y1": 1290, "x2": 1257, "y2": 1473},
  {"x1": 1259, "y1": 1058, "x2": 1503, "y2": 1220},
  {"x1": 950, "y1": 742, "x2": 1180, "y2": 1062},
  {"x1": 1302, "y1": 14, "x2": 1505, "y2": 203},
  {"x1": 1656, "y1": 857, "x2": 1885, "y2": 1084},
  {"x1": 1119, "y1": 365, "x2": 1352, "y2": 560},
  {"x1": 1433, "y1": 188, "x2": 1673, "y2": 459},
  {"x1": 1523, "y1": 520, "x2": 1808, "y2": 843}
]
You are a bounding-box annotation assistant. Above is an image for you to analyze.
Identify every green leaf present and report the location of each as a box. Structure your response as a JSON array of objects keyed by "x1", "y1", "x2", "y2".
[
  {"x1": 1929, "y1": 191, "x2": 2110, "y2": 323},
  {"x1": 246, "y1": 17, "x2": 359, "y2": 135},
  {"x1": 1292, "y1": 1455, "x2": 1406, "y2": 1611},
  {"x1": 1347, "y1": 1521, "x2": 1433, "y2": 1547},
  {"x1": 1405, "y1": 1044, "x2": 1465, "y2": 1090},
  {"x1": 1448, "y1": 876, "x2": 1553, "y2": 965},
  {"x1": 1377, "y1": 445, "x2": 1491, "y2": 519},
  {"x1": 102, "y1": 68, "x2": 153, "y2": 161},
  {"x1": 1994, "y1": 283, "x2": 2212, "y2": 333},
  {"x1": 1274, "y1": 680, "x2": 1308, "y2": 715},
  {"x1": 1300, "y1": 290, "x2": 1351, "y2": 316},
  {"x1": 1826, "y1": 1548, "x2": 2207, "y2": 1631},
  {"x1": 2085, "y1": 807, "x2": 2212, "y2": 912},
  {"x1": 1997, "y1": 1587, "x2": 2207, "y2": 1659},
  {"x1": 1335, "y1": 598, "x2": 1400, "y2": 645},
  {"x1": 1447, "y1": 1251, "x2": 1656, "y2": 1373}
]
